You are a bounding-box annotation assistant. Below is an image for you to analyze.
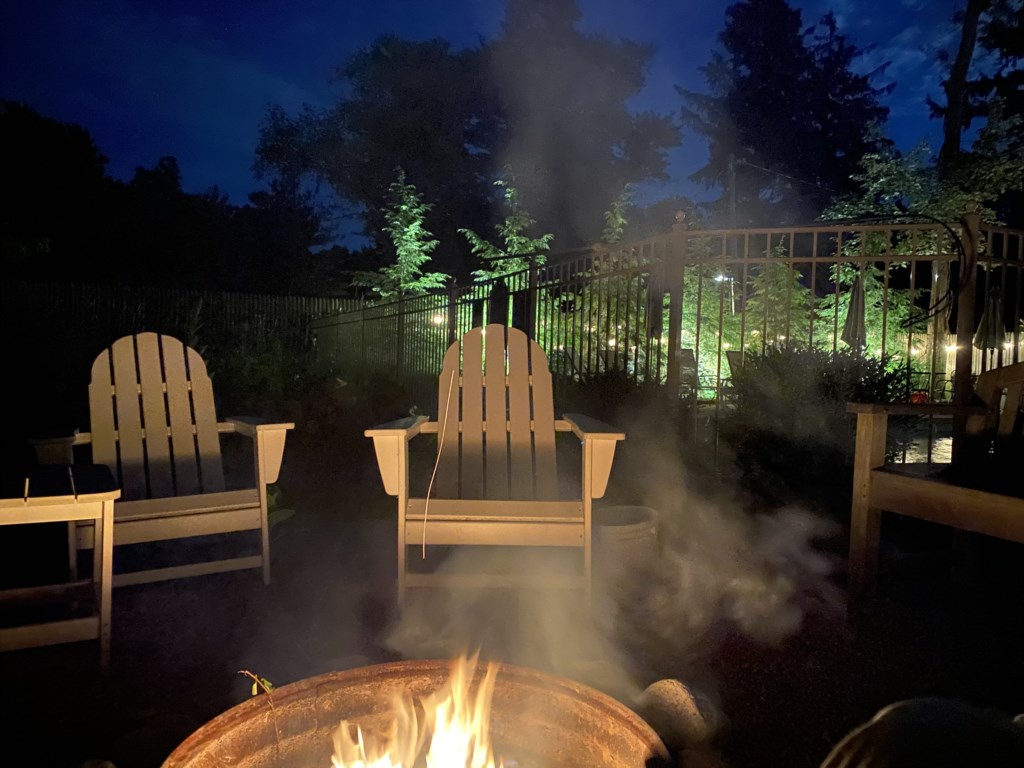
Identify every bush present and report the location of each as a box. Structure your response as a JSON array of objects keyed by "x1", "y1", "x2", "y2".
[{"x1": 721, "y1": 347, "x2": 910, "y2": 509}]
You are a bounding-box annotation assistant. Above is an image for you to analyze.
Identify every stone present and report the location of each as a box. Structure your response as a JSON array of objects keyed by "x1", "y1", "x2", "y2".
[{"x1": 636, "y1": 678, "x2": 718, "y2": 751}]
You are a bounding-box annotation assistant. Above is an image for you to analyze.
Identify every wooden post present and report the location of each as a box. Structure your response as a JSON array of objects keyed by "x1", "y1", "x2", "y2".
[
  {"x1": 848, "y1": 411, "x2": 888, "y2": 602},
  {"x1": 952, "y1": 202, "x2": 981, "y2": 461}
]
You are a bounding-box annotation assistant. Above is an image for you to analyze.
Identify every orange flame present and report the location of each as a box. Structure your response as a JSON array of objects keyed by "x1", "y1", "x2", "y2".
[{"x1": 331, "y1": 654, "x2": 505, "y2": 768}]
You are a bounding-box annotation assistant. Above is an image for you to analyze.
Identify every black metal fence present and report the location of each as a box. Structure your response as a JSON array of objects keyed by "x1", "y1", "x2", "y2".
[
  {"x1": 3, "y1": 279, "x2": 358, "y2": 436},
  {"x1": 311, "y1": 209, "x2": 1023, "y2": 413}
]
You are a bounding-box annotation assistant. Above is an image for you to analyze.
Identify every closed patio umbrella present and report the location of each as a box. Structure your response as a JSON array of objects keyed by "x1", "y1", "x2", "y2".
[
  {"x1": 841, "y1": 272, "x2": 867, "y2": 351},
  {"x1": 973, "y1": 287, "x2": 1006, "y2": 350}
]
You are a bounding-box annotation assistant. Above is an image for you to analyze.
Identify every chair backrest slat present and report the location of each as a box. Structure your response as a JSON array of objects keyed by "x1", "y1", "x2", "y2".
[
  {"x1": 436, "y1": 340, "x2": 464, "y2": 498},
  {"x1": 483, "y1": 324, "x2": 510, "y2": 499},
  {"x1": 507, "y1": 328, "x2": 533, "y2": 500},
  {"x1": 456, "y1": 327, "x2": 484, "y2": 498},
  {"x1": 530, "y1": 338, "x2": 558, "y2": 499},
  {"x1": 188, "y1": 345, "x2": 224, "y2": 492},
  {"x1": 434, "y1": 325, "x2": 558, "y2": 501},
  {"x1": 136, "y1": 333, "x2": 174, "y2": 498},
  {"x1": 88, "y1": 350, "x2": 118, "y2": 476},
  {"x1": 111, "y1": 336, "x2": 147, "y2": 498},
  {"x1": 971, "y1": 362, "x2": 1024, "y2": 438},
  {"x1": 162, "y1": 335, "x2": 201, "y2": 496}
]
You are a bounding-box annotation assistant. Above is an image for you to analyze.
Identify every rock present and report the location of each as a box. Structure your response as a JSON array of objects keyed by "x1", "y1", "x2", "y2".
[{"x1": 636, "y1": 678, "x2": 719, "y2": 751}]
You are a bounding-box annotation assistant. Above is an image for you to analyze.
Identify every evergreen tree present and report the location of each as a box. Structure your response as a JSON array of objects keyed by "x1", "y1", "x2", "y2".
[
  {"x1": 460, "y1": 177, "x2": 554, "y2": 280},
  {"x1": 354, "y1": 170, "x2": 448, "y2": 299},
  {"x1": 679, "y1": 0, "x2": 892, "y2": 226},
  {"x1": 490, "y1": 0, "x2": 679, "y2": 247}
]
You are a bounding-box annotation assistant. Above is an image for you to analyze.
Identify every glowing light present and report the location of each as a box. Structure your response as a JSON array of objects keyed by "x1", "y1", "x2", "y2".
[
  {"x1": 945, "y1": 344, "x2": 959, "y2": 353},
  {"x1": 431, "y1": 314, "x2": 445, "y2": 326},
  {"x1": 722, "y1": 342, "x2": 731, "y2": 349},
  {"x1": 607, "y1": 339, "x2": 617, "y2": 348}
]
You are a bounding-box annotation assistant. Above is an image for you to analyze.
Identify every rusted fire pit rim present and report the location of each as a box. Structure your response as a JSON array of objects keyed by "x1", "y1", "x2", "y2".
[{"x1": 163, "y1": 658, "x2": 669, "y2": 766}]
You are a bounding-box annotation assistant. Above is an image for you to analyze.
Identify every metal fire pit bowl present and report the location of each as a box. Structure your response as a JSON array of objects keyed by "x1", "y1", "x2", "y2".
[{"x1": 162, "y1": 659, "x2": 670, "y2": 768}]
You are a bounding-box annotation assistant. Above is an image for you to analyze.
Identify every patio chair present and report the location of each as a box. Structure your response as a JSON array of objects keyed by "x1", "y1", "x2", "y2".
[
  {"x1": 32, "y1": 333, "x2": 293, "y2": 586},
  {"x1": 678, "y1": 348, "x2": 702, "y2": 402},
  {"x1": 719, "y1": 349, "x2": 745, "y2": 401},
  {"x1": 365, "y1": 324, "x2": 625, "y2": 604},
  {"x1": 847, "y1": 361, "x2": 1024, "y2": 601}
]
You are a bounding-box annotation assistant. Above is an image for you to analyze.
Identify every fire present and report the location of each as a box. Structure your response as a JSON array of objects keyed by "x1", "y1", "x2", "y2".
[{"x1": 331, "y1": 654, "x2": 506, "y2": 768}]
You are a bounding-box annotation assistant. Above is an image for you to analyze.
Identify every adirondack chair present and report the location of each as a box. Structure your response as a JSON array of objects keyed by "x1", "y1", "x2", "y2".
[
  {"x1": 365, "y1": 324, "x2": 625, "y2": 603},
  {"x1": 847, "y1": 361, "x2": 1024, "y2": 601},
  {"x1": 678, "y1": 348, "x2": 702, "y2": 402},
  {"x1": 32, "y1": 333, "x2": 293, "y2": 586}
]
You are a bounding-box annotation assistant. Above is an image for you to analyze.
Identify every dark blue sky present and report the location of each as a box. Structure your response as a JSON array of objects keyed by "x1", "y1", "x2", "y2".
[{"x1": 2, "y1": 0, "x2": 953, "y2": 234}]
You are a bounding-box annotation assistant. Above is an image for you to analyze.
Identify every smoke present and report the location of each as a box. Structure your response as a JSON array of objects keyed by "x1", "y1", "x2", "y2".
[{"x1": 384, "y1": 422, "x2": 843, "y2": 715}]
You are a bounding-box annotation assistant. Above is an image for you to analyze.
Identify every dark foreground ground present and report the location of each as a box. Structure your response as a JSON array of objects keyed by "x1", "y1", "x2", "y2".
[{"x1": 2, "y1": 423, "x2": 1023, "y2": 768}]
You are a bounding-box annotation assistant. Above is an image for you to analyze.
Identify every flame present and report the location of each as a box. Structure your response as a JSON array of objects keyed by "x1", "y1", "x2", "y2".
[{"x1": 331, "y1": 654, "x2": 505, "y2": 768}]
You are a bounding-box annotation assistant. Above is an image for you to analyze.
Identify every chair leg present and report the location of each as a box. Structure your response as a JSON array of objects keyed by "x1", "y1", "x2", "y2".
[
  {"x1": 849, "y1": 503, "x2": 881, "y2": 602},
  {"x1": 67, "y1": 521, "x2": 79, "y2": 581},
  {"x1": 397, "y1": 501, "x2": 407, "y2": 608}
]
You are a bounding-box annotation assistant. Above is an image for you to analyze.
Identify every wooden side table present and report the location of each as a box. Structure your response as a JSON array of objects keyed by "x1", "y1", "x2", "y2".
[{"x1": 0, "y1": 465, "x2": 119, "y2": 667}]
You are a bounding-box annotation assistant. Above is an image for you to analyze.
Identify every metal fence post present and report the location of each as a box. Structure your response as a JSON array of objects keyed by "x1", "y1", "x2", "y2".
[
  {"x1": 396, "y1": 296, "x2": 405, "y2": 375},
  {"x1": 526, "y1": 256, "x2": 538, "y2": 339},
  {"x1": 447, "y1": 282, "x2": 458, "y2": 345},
  {"x1": 665, "y1": 220, "x2": 686, "y2": 399}
]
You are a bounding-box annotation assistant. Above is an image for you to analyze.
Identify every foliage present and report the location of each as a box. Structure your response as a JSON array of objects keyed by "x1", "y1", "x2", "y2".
[
  {"x1": 722, "y1": 347, "x2": 911, "y2": 507},
  {"x1": 600, "y1": 185, "x2": 633, "y2": 245},
  {"x1": 460, "y1": 177, "x2": 553, "y2": 281},
  {"x1": 353, "y1": 170, "x2": 449, "y2": 299},
  {"x1": 813, "y1": 262, "x2": 928, "y2": 362},
  {"x1": 482, "y1": 0, "x2": 678, "y2": 248},
  {"x1": 256, "y1": 3, "x2": 679, "y2": 268},
  {"x1": 0, "y1": 101, "x2": 337, "y2": 294},
  {"x1": 255, "y1": 37, "x2": 498, "y2": 276},
  {"x1": 679, "y1": 1, "x2": 892, "y2": 225}
]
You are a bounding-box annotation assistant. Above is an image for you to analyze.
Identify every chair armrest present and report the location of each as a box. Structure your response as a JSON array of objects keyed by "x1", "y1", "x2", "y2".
[
  {"x1": 222, "y1": 418, "x2": 294, "y2": 485},
  {"x1": 364, "y1": 415, "x2": 429, "y2": 439},
  {"x1": 365, "y1": 416, "x2": 429, "y2": 495},
  {"x1": 222, "y1": 417, "x2": 295, "y2": 436},
  {"x1": 559, "y1": 413, "x2": 626, "y2": 441},
  {"x1": 847, "y1": 402, "x2": 987, "y2": 417},
  {"x1": 560, "y1": 414, "x2": 624, "y2": 500},
  {"x1": 29, "y1": 430, "x2": 91, "y2": 464}
]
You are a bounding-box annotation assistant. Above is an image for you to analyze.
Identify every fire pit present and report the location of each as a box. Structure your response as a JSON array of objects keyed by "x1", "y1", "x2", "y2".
[{"x1": 162, "y1": 659, "x2": 670, "y2": 767}]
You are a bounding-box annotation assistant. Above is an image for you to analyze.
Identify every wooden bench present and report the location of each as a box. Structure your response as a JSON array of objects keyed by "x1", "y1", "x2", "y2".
[{"x1": 847, "y1": 362, "x2": 1024, "y2": 600}]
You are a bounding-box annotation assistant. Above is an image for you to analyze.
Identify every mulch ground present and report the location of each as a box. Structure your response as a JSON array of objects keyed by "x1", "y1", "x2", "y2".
[{"x1": 2, "y1": 425, "x2": 1022, "y2": 768}]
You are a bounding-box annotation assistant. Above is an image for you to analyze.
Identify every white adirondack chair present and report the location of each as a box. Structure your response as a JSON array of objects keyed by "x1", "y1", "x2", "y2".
[
  {"x1": 365, "y1": 324, "x2": 625, "y2": 603},
  {"x1": 32, "y1": 333, "x2": 292, "y2": 586}
]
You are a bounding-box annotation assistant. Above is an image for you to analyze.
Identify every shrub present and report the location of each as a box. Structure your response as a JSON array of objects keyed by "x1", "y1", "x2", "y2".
[{"x1": 721, "y1": 347, "x2": 910, "y2": 509}]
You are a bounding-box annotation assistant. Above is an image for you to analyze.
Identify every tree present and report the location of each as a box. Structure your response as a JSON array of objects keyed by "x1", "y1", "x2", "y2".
[
  {"x1": 255, "y1": 37, "x2": 500, "y2": 277},
  {"x1": 490, "y1": 0, "x2": 680, "y2": 247},
  {"x1": 0, "y1": 100, "x2": 108, "y2": 268},
  {"x1": 679, "y1": 0, "x2": 892, "y2": 226},
  {"x1": 460, "y1": 177, "x2": 554, "y2": 280},
  {"x1": 354, "y1": 170, "x2": 449, "y2": 299},
  {"x1": 928, "y1": 0, "x2": 1023, "y2": 223}
]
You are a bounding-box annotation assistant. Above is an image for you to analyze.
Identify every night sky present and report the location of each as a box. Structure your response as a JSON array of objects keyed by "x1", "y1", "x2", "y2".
[{"x1": 2, "y1": 1, "x2": 953, "y2": 236}]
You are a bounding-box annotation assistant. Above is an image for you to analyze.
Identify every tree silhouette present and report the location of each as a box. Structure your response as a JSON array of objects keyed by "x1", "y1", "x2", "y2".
[{"x1": 679, "y1": 0, "x2": 891, "y2": 226}]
